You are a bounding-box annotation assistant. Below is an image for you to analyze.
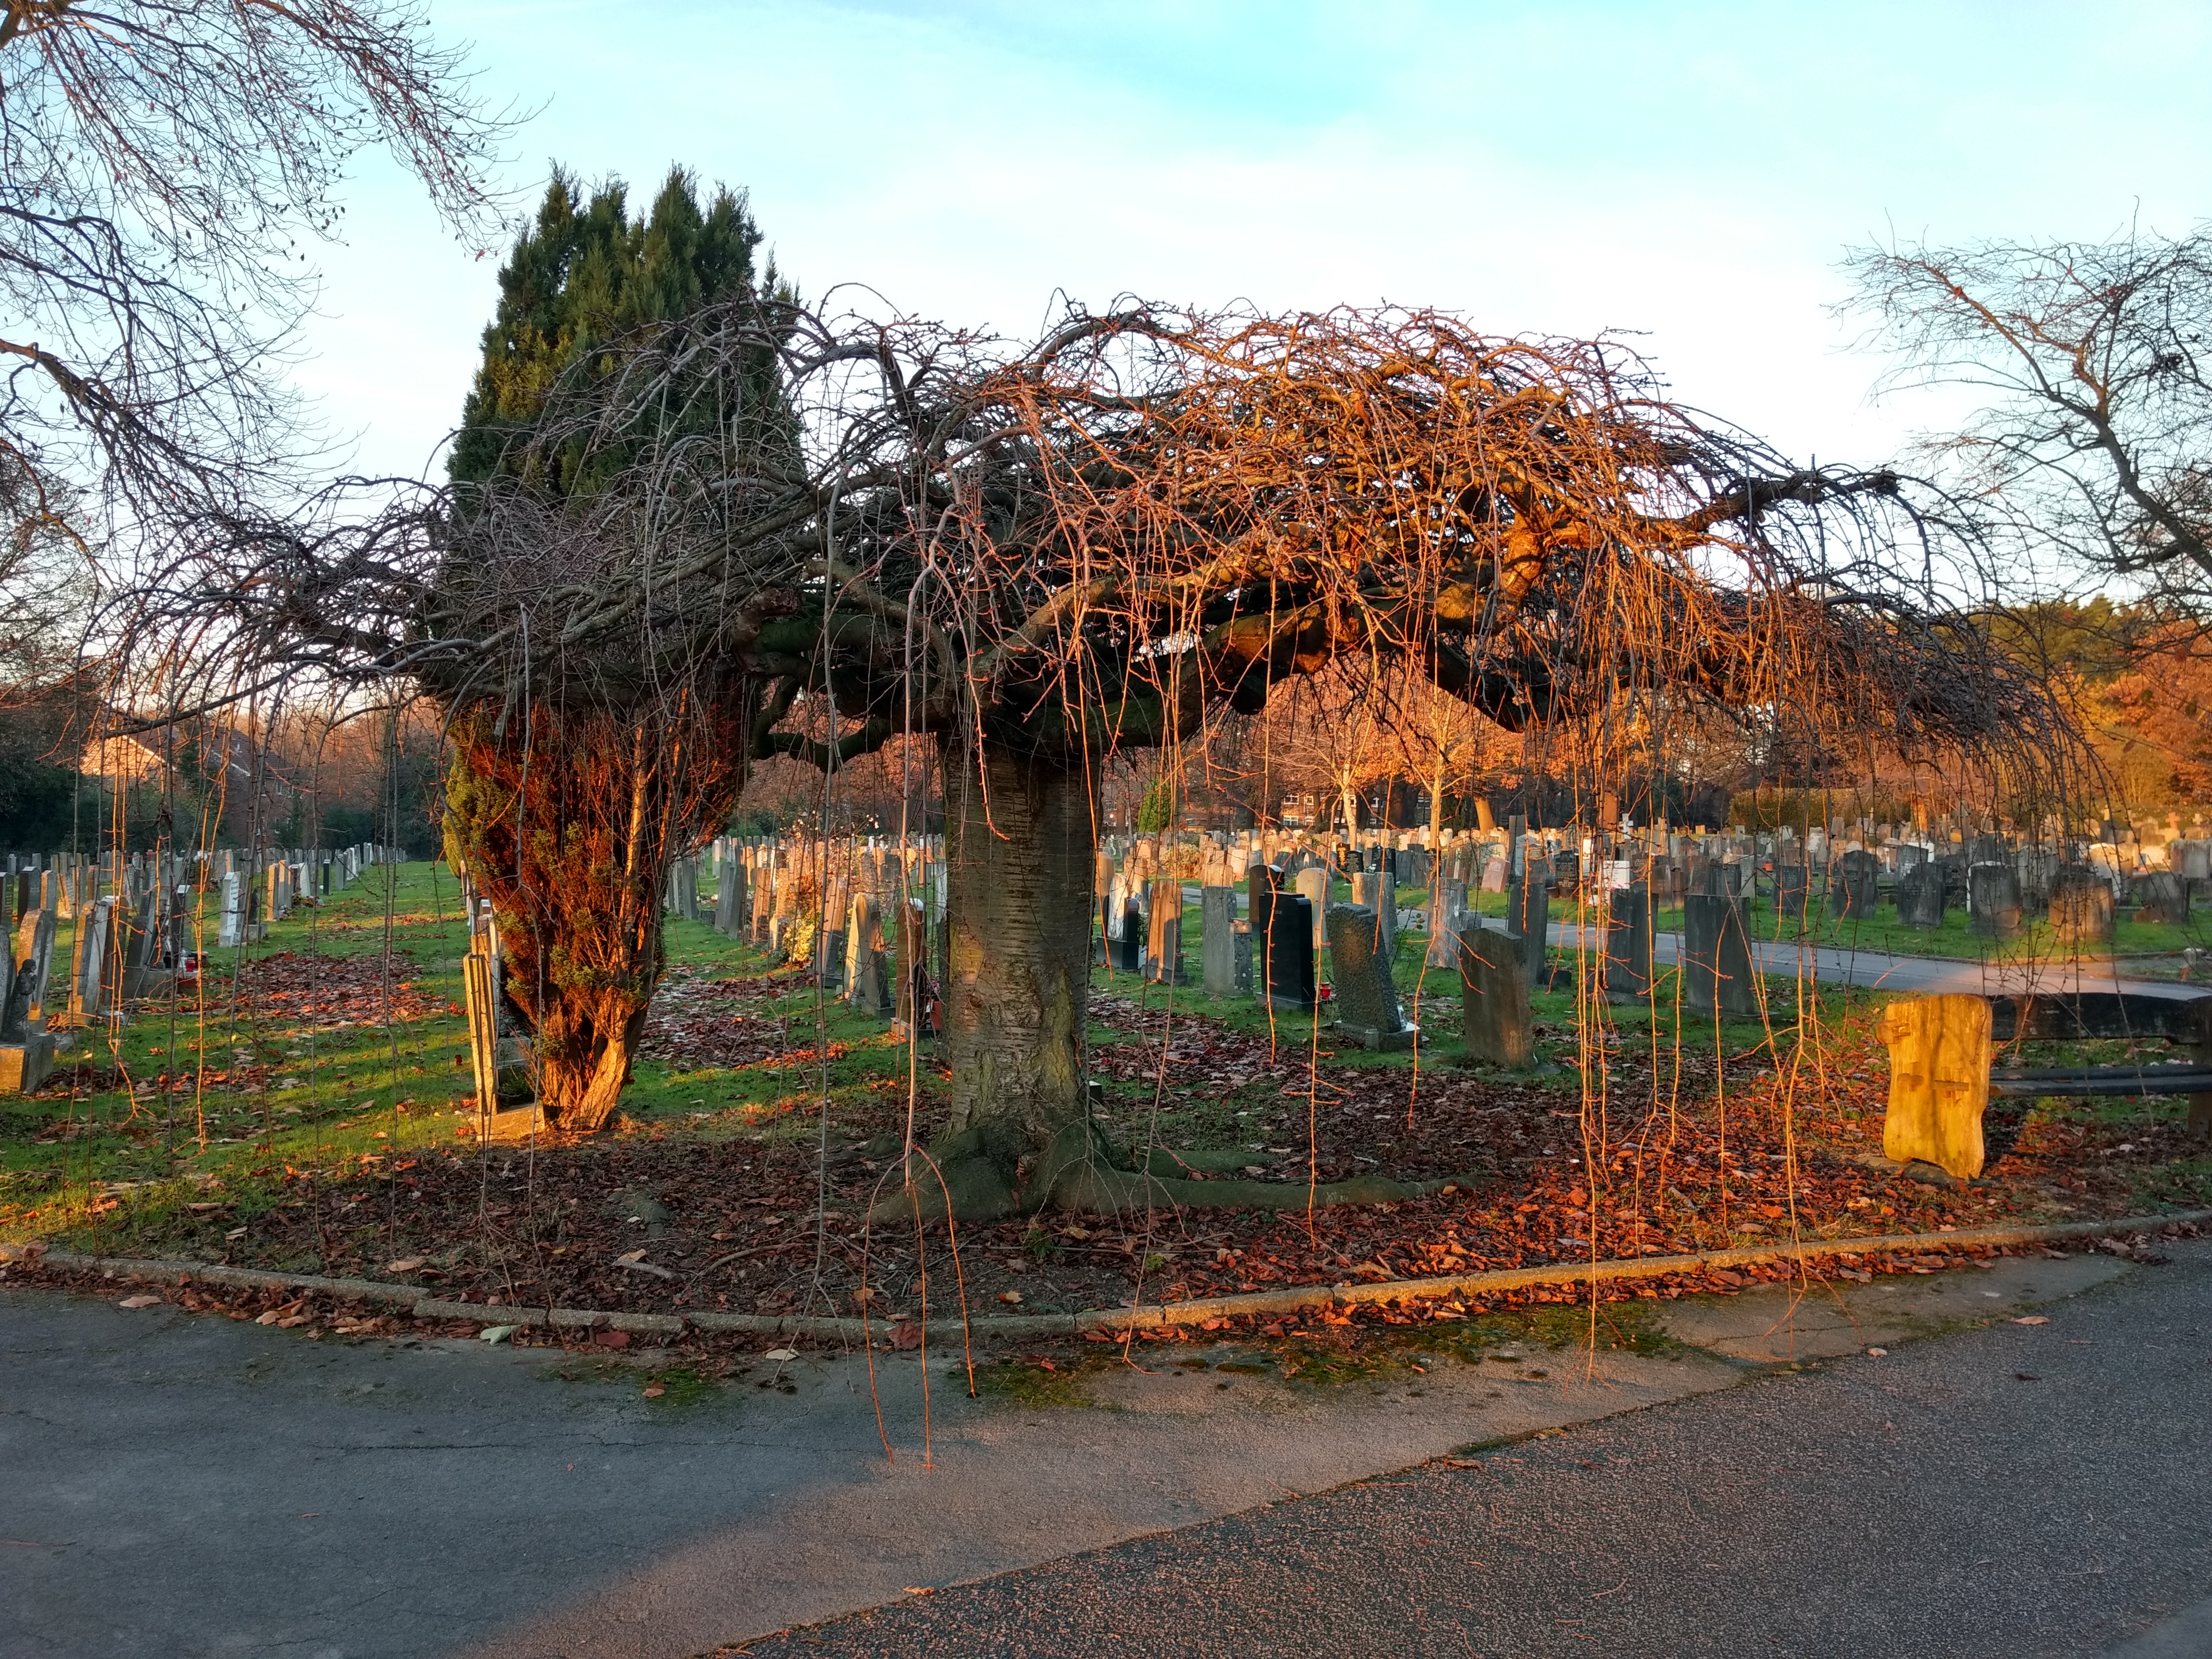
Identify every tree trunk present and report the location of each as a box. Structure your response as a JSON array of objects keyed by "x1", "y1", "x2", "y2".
[
  {"x1": 443, "y1": 701, "x2": 749, "y2": 1137},
  {"x1": 907, "y1": 734, "x2": 1101, "y2": 1220}
]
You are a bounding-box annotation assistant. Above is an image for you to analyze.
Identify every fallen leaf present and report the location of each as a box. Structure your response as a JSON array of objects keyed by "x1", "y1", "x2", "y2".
[
  {"x1": 641, "y1": 1383, "x2": 666, "y2": 1399},
  {"x1": 889, "y1": 1322, "x2": 925, "y2": 1350},
  {"x1": 479, "y1": 1325, "x2": 517, "y2": 1345},
  {"x1": 763, "y1": 1346, "x2": 799, "y2": 1362},
  {"x1": 998, "y1": 1289, "x2": 1023, "y2": 1304},
  {"x1": 903, "y1": 1586, "x2": 935, "y2": 1596},
  {"x1": 385, "y1": 1258, "x2": 426, "y2": 1274},
  {"x1": 594, "y1": 1330, "x2": 630, "y2": 1350},
  {"x1": 254, "y1": 1310, "x2": 282, "y2": 1326},
  {"x1": 2011, "y1": 1315, "x2": 2049, "y2": 1326},
  {"x1": 276, "y1": 1315, "x2": 313, "y2": 1330},
  {"x1": 1865, "y1": 1347, "x2": 1887, "y2": 1357},
  {"x1": 225, "y1": 1227, "x2": 248, "y2": 1241},
  {"x1": 2014, "y1": 1372, "x2": 2041, "y2": 1382},
  {"x1": 615, "y1": 1249, "x2": 647, "y2": 1265},
  {"x1": 116, "y1": 1295, "x2": 162, "y2": 1309}
]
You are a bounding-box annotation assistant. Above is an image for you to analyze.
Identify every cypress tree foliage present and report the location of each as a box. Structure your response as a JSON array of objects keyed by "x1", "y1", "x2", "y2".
[{"x1": 439, "y1": 168, "x2": 788, "y2": 1135}]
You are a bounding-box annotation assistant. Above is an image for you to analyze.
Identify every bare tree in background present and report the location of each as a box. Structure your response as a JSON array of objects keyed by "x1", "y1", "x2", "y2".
[
  {"x1": 1844, "y1": 228, "x2": 2212, "y2": 612},
  {"x1": 0, "y1": 0, "x2": 509, "y2": 534}
]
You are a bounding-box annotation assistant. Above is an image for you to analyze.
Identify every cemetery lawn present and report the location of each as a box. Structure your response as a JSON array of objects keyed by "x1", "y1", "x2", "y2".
[{"x1": 3, "y1": 864, "x2": 2209, "y2": 1334}]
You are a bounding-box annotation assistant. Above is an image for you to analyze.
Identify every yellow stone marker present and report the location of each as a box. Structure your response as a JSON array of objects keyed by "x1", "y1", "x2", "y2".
[{"x1": 1874, "y1": 994, "x2": 1991, "y2": 1179}]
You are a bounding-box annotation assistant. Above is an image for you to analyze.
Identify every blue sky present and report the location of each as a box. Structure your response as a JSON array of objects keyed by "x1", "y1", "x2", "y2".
[{"x1": 301, "y1": 0, "x2": 2212, "y2": 481}]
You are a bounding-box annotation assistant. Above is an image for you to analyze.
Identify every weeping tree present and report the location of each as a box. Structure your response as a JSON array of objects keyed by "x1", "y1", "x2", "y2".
[{"x1": 751, "y1": 308, "x2": 2085, "y2": 1220}]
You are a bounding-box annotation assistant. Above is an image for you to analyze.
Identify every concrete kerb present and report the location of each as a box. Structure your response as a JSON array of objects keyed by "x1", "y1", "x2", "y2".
[{"x1": 22, "y1": 1207, "x2": 2211, "y2": 1346}]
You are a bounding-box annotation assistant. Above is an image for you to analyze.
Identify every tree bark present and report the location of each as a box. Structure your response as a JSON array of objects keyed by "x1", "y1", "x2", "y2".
[
  {"x1": 443, "y1": 700, "x2": 749, "y2": 1137},
  {"x1": 910, "y1": 733, "x2": 1101, "y2": 1220}
]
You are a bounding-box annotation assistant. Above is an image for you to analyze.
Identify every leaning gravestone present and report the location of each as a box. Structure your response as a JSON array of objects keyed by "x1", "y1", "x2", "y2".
[
  {"x1": 1455, "y1": 919, "x2": 1532, "y2": 1069},
  {"x1": 1326, "y1": 903, "x2": 1415, "y2": 1050},
  {"x1": 1683, "y1": 894, "x2": 1756, "y2": 1017}
]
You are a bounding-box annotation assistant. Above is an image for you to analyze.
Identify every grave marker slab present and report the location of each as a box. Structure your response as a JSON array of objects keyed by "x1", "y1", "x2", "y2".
[
  {"x1": 1455, "y1": 920, "x2": 1532, "y2": 1068},
  {"x1": 1326, "y1": 903, "x2": 1414, "y2": 1050}
]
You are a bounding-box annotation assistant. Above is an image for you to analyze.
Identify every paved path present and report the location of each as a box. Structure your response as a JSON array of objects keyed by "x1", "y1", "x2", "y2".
[
  {"x1": 5, "y1": 1241, "x2": 2207, "y2": 1657},
  {"x1": 1556, "y1": 923, "x2": 2202, "y2": 1002}
]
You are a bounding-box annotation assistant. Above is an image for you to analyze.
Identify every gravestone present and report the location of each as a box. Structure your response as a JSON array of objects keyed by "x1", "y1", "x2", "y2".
[
  {"x1": 2133, "y1": 870, "x2": 2190, "y2": 926},
  {"x1": 2050, "y1": 868, "x2": 2116, "y2": 946},
  {"x1": 1832, "y1": 850, "x2": 1878, "y2": 921},
  {"x1": 894, "y1": 899, "x2": 936, "y2": 1034},
  {"x1": 1426, "y1": 878, "x2": 1468, "y2": 968},
  {"x1": 1265, "y1": 893, "x2": 1317, "y2": 1013},
  {"x1": 1479, "y1": 855, "x2": 1508, "y2": 895},
  {"x1": 716, "y1": 864, "x2": 747, "y2": 937},
  {"x1": 1873, "y1": 994, "x2": 1991, "y2": 1179},
  {"x1": 1232, "y1": 921, "x2": 1254, "y2": 995},
  {"x1": 1294, "y1": 866, "x2": 1330, "y2": 950},
  {"x1": 120, "y1": 890, "x2": 166, "y2": 999},
  {"x1": 1683, "y1": 894, "x2": 1755, "y2": 1017},
  {"x1": 69, "y1": 896, "x2": 113, "y2": 1026},
  {"x1": 1604, "y1": 884, "x2": 1654, "y2": 998},
  {"x1": 1968, "y1": 863, "x2": 2023, "y2": 937},
  {"x1": 1326, "y1": 903, "x2": 1414, "y2": 1050},
  {"x1": 1146, "y1": 878, "x2": 1184, "y2": 984},
  {"x1": 0, "y1": 905, "x2": 55, "y2": 1093},
  {"x1": 1775, "y1": 861, "x2": 1810, "y2": 929},
  {"x1": 1455, "y1": 920, "x2": 1533, "y2": 1069},
  {"x1": 2014, "y1": 847, "x2": 2057, "y2": 916},
  {"x1": 1506, "y1": 870, "x2": 1549, "y2": 986},
  {"x1": 1201, "y1": 886, "x2": 1237, "y2": 996},
  {"x1": 1896, "y1": 862, "x2": 1946, "y2": 929}
]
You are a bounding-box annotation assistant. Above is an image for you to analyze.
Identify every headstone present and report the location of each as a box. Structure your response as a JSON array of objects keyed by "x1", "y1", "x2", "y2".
[
  {"x1": 1294, "y1": 866, "x2": 1330, "y2": 950},
  {"x1": 1896, "y1": 862, "x2": 1946, "y2": 929},
  {"x1": 1832, "y1": 850, "x2": 1878, "y2": 921},
  {"x1": 716, "y1": 863, "x2": 747, "y2": 937},
  {"x1": 1, "y1": 908, "x2": 51, "y2": 1038},
  {"x1": 1968, "y1": 864, "x2": 2023, "y2": 937},
  {"x1": 1506, "y1": 870, "x2": 1549, "y2": 986},
  {"x1": 1604, "y1": 884, "x2": 1654, "y2": 998},
  {"x1": 2050, "y1": 869, "x2": 2116, "y2": 946},
  {"x1": 1232, "y1": 921, "x2": 1254, "y2": 995},
  {"x1": 1264, "y1": 894, "x2": 1317, "y2": 1013},
  {"x1": 894, "y1": 899, "x2": 935, "y2": 1034},
  {"x1": 2133, "y1": 870, "x2": 2190, "y2": 926},
  {"x1": 1455, "y1": 920, "x2": 1533, "y2": 1068},
  {"x1": 1775, "y1": 861, "x2": 1810, "y2": 929},
  {"x1": 1683, "y1": 894, "x2": 1755, "y2": 1017},
  {"x1": 0, "y1": 903, "x2": 53, "y2": 1092},
  {"x1": 1426, "y1": 878, "x2": 1468, "y2": 968},
  {"x1": 1326, "y1": 904, "x2": 1414, "y2": 1049},
  {"x1": 69, "y1": 896, "x2": 113, "y2": 1025},
  {"x1": 1479, "y1": 855, "x2": 1508, "y2": 895},
  {"x1": 1873, "y1": 994, "x2": 1991, "y2": 1180},
  {"x1": 1147, "y1": 878, "x2": 1184, "y2": 983},
  {"x1": 1201, "y1": 886, "x2": 1237, "y2": 996}
]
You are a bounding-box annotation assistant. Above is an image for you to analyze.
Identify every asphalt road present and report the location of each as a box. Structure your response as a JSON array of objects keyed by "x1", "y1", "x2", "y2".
[
  {"x1": 6, "y1": 1245, "x2": 2208, "y2": 1659},
  {"x1": 741, "y1": 1241, "x2": 2212, "y2": 1659}
]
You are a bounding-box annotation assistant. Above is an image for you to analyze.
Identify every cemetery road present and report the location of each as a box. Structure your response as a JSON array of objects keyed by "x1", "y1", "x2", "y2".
[
  {"x1": 2, "y1": 1241, "x2": 2208, "y2": 1658},
  {"x1": 742, "y1": 1242, "x2": 2212, "y2": 1659}
]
